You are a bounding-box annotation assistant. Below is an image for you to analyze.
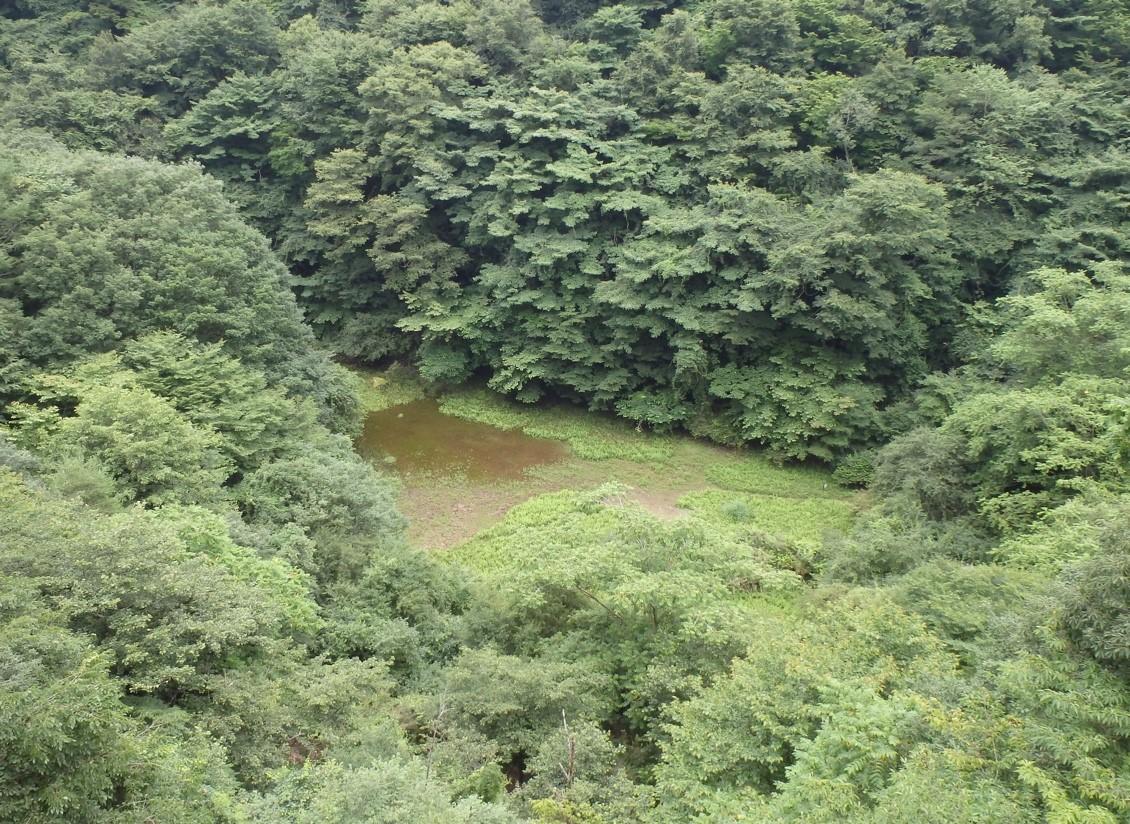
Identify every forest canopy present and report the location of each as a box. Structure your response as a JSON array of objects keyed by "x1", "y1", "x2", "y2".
[
  {"x1": 1, "y1": 0, "x2": 1128, "y2": 822},
  {"x1": 4, "y1": 0, "x2": 1128, "y2": 457}
]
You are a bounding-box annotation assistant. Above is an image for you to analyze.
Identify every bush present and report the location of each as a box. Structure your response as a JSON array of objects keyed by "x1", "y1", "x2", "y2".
[
  {"x1": 1059, "y1": 543, "x2": 1130, "y2": 674},
  {"x1": 720, "y1": 498, "x2": 752, "y2": 522},
  {"x1": 832, "y1": 450, "x2": 876, "y2": 488},
  {"x1": 872, "y1": 428, "x2": 972, "y2": 521}
]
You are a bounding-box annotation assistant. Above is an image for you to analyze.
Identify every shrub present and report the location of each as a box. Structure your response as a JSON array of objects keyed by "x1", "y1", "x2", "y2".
[{"x1": 832, "y1": 450, "x2": 876, "y2": 488}]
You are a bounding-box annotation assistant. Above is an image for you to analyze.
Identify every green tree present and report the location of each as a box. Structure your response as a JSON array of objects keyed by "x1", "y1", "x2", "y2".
[
  {"x1": 85, "y1": 0, "x2": 280, "y2": 116},
  {"x1": 0, "y1": 138, "x2": 332, "y2": 401},
  {"x1": 0, "y1": 589, "x2": 133, "y2": 823},
  {"x1": 52, "y1": 383, "x2": 231, "y2": 507},
  {"x1": 0, "y1": 471, "x2": 284, "y2": 697},
  {"x1": 1059, "y1": 541, "x2": 1130, "y2": 674},
  {"x1": 248, "y1": 757, "x2": 522, "y2": 823}
]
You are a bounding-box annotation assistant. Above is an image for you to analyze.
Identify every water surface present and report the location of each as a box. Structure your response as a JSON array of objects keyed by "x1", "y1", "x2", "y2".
[{"x1": 357, "y1": 399, "x2": 567, "y2": 479}]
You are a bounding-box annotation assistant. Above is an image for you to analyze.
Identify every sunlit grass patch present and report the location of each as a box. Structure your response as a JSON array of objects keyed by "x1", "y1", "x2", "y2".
[
  {"x1": 704, "y1": 453, "x2": 850, "y2": 500},
  {"x1": 679, "y1": 488, "x2": 858, "y2": 551},
  {"x1": 445, "y1": 486, "x2": 651, "y2": 575},
  {"x1": 438, "y1": 389, "x2": 677, "y2": 462},
  {"x1": 446, "y1": 486, "x2": 804, "y2": 600}
]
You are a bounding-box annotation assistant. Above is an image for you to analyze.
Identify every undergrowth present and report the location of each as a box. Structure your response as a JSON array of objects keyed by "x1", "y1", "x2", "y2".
[
  {"x1": 678, "y1": 489, "x2": 858, "y2": 552},
  {"x1": 704, "y1": 455, "x2": 852, "y2": 500},
  {"x1": 438, "y1": 389, "x2": 677, "y2": 463},
  {"x1": 447, "y1": 486, "x2": 804, "y2": 598}
]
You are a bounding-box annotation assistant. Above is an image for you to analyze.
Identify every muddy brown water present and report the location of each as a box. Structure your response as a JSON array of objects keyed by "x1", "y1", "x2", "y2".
[{"x1": 356, "y1": 399, "x2": 568, "y2": 479}]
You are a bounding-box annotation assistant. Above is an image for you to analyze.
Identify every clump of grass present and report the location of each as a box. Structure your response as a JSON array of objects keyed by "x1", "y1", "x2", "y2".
[
  {"x1": 704, "y1": 453, "x2": 849, "y2": 500},
  {"x1": 438, "y1": 389, "x2": 676, "y2": 463},
  {"x1": 719, "y1": 498, "x2": 752, "y2": 522},
  {"x1": 351, "y1": 364, "x2": 427, "y2": 413},
  {"x1": 678, "y1": 489, "x2": 858, "y2": 551}
]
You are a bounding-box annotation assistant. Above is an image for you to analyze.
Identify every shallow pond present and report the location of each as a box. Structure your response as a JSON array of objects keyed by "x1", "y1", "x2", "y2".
[{"x1": 356, "y1": 399, "x2": 568, "y2": 480}]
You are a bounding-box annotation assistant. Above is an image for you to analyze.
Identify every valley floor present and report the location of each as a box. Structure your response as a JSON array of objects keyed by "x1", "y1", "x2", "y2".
[{"x1": 353, "y1": 366, "x2": 864, "y2": 551}]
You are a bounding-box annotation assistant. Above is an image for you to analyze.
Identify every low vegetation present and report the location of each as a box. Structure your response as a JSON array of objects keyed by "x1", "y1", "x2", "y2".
[
  {"x1": 359, "y1": 365, "x2": 861, "y2": 548},
  {"x1": 440, "y1": 390, "x2": 678, "y2": 463}
]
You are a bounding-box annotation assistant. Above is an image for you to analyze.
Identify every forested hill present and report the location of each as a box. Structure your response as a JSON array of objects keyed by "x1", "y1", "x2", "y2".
[
  {"x1": 4, "y1": 0, "x2": 1128, "y2": 457},
  {"x1": 2, "y1": 2, "x2": 1129, "y2": 823}
]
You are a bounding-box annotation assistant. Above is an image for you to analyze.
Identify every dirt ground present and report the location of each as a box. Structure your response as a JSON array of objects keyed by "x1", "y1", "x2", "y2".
[{"x1": 395, "y1": 444, "x2": 724, "y2": 549}]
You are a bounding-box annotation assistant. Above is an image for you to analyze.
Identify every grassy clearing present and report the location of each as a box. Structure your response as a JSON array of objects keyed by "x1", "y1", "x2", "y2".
[
  {"x1": 445, "y1": 487, "x2": 644, "y2": 575},
  {"x1": 348, "y1": 365, "x2": 866, "y2": 551},
  {"x1": 678, "y1": 488, "x2": 859, "y2": 551},
  {"x1": 438, "y1": 389, "x2": 677, "y2": 463},
  {"x1": 703, "y1": 453, "x2": 852, "y2": 501},
  {"x1": 446, "y1": 486, "x2": 806, "y2": 600}
]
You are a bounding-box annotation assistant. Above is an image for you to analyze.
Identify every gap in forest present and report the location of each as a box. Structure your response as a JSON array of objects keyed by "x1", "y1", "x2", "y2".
[{"x1": 352, "y1": 368, "x2": 861, "y2": 550}]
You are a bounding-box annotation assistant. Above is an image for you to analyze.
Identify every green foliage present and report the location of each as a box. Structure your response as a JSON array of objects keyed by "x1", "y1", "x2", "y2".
[
  {"x1": 117, "y1": 331, "x2": 318, "y2": 470},
  {"x1": 3, "y1": 2, "x2": 1130, "y2": 820},
  {"x1": 944, "y1": 375, "x2": 1128, "y2": 520},
  {"x1": 433, "y1": 647, "x2": 617, "y2": 759},
  {"x1": 703, "y1": 453, "x2": 848, "y2": 501},
  {"x1": 762, "y1": 689, "x2": 927, "y2": 820},
  {"x1": 248, "y1": 757, "x2": 522, "y2": 823},
  {"x1": 889, "y1": 560, "x2": 1042, "y2": 666},
  {"x1": 188, "y1": 654, "x2": 396, "y2": 782},
  {"x1": 520, "y1": 719, "x2": 643, "y2": 816},
  {"x1": 990, "y1": 266, "x2": 1130, "y2": 382},
  {"x1": 677, "y1": 488, "x2": 856, "y2": 554},
  {"x1": 832, "y1": 451, "x2": 876, "y2": 488},
  {"x1": 995, "y1": 492, "x2": 1130, "y2": 573},
  {"x1": 318, "y1": 542, "x2": 471, "y2": 680},
  {"x1": 0, "y1": 471, "x2": 283, "y2": 696},
  {"x1": 106, "y1": 705, "x2": 249, "y2": 824},
  {"x1": 163, "y1": 505, "x2": 323, "y2": 639},
  {"x1": 51, "y1": 383, "x2": 232, "y2": 507},
  {"x1": 654, "y1": 591, "x2": 956, "y2": 817},
  {"x1": 236, "y1": 444, "x2": 404, "y2": 583},
  {"x1": 847, "y1": 750, "x2": 1035, "y2": 824},
  {"x1": 439, "y1": 390, "x2": 676, "y2": 463},
  {"x1": 997, "y1": 633, "x2": 1130, "y2": 821},
  {"x1": 43, "y1": 453, "x2": 123, "y2": 512},
  {"x1": 0, "y1": 137, "x2": 331, "y2": 404},
  {"x1": 450, "y1": 488, "x2": 801, "y2": 747},
  {"x1": 85, "y1": 0, "x2": 280, "y2": 116},
  {"x1": 879, "y1": 265, "x2": 1130, "y2": 534},
  {"x1": 5, "y1": 0, "x2": 1130, "y2": 462},
  {"x1": 871, "y1": 427, "x2": 973, "y2": 521},
  {"x1": 0, "y1": 590, "x2": 133, "y2": 823},
  {"x1": 1059, "y1": 541, "x2": 1130, "y2": 674},
  {"x1": 12, "y1": 344, "x2": 313, "y2": 503}
]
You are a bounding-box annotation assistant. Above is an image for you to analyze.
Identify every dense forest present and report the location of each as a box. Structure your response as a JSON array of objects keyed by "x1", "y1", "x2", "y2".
[{"x1": 1, "y1": 0, "x2": 1128, "y2": 821}]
